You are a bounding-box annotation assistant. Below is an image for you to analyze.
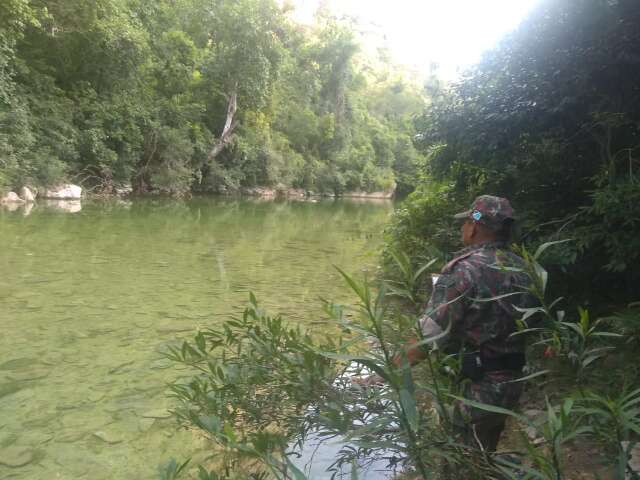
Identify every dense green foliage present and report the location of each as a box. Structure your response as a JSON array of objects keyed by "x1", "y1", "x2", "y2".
[
  {"x1": 387, "y1": 0, "x2": 640, "y2": 305},
  {"x1": 0, "y1": 0, "x2": 424, "y2": 195}
]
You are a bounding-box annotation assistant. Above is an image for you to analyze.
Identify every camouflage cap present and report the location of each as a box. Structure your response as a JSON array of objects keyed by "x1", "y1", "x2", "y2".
[{"x1": 453, "y1": 195, "x2": 515, "y2": 230}]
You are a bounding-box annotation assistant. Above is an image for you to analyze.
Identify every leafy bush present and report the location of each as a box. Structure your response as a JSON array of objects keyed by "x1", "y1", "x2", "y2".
[
  {"x1": 164, "y1": 294, "x2": 346, "y2": 478},
  {"x1": 384, "y1": 179, "x2": 460, "y2": 262},
  {"x1": 576, "y1": 179, "x2": 640, "y2": 272}
]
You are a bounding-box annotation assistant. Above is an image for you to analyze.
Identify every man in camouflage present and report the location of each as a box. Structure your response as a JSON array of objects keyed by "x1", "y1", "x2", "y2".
[{"x1": 412, "y1": 195, "x2": 534, "y2": 452}]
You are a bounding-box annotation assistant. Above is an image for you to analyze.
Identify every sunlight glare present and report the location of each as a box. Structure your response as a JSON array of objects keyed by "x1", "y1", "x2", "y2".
[{"x1": 288, "y1": 0, "x2": 541, "y2": 78}]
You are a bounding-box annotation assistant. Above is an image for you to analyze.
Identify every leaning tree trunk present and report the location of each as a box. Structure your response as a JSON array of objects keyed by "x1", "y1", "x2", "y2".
[{"x1": 208, "y1": 89, "x2": 238, "y2": 161}]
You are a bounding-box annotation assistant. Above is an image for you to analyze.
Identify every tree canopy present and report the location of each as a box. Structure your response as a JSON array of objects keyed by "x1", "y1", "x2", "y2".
[{"x1": 0, "y1": 0, "x2": 425, "y2": 196}]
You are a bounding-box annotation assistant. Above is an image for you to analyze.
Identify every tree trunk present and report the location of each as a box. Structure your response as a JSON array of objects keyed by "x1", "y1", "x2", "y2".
[{"x1": 208, "y1": 89, "x2": 238, "y2": 161}]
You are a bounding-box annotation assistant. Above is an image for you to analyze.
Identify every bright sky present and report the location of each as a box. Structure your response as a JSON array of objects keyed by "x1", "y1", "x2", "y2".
[{"x1": 289, "y1": 0, "x2": 540, "y2": 78}]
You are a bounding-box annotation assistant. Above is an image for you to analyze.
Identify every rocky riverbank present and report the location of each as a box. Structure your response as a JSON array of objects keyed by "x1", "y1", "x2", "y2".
[
  {"x1": 234, "y1": 185, "x2": 396, "y2": 199},
  {"x1": 1, "y1": 184, "x2": 83, "y2": 204},
  {"x1": 1, "y1": 183, "x2": 395, "y2": 211}
]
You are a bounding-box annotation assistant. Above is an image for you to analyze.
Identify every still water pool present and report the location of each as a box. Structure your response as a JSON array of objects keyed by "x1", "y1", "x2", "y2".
[{"x1": 0, "y1": 197, "x2": 392, "y2": 479}]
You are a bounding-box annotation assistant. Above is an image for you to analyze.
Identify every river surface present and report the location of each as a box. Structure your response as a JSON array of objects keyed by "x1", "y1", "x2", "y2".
[{"x1": 0, "y1": 197, "x2": 392, "y2": 479}]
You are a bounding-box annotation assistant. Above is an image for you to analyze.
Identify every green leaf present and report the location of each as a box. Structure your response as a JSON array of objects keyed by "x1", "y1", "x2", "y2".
[
  {"x1": 563, "y1": 425, "x2": 593, "y2": 443},
  {"x1": 581, "y1": 351, "x2": 609, "y2": 368},
  {"x1": 400, "y1": 388, "x2": 419, "y2": 433},
  {"x1": 195, "y1": 331, "x2": 206, "y2": 352},
  {"x1": 284, "y1": 456, "x2": 308, "y2": 480},
  {"x1": 622, "y1": 388, "x2": 640, "y2": 405},
  {"x1": 449, "y1": 395, "x2": 527, "y2": 422},
  {"x1": 507, "y1": 369, "x2": 550, "y2": 383},
  {"x1": 412, "y1": 258, "x2": 437, "y2": 283},
  {"x1": 350, "y1": 460, "x2": 359, "y2": 480},
  {"x1": 470, "y1": 291, "x2": 524, "y2": 302},
  {"x1": 197, "y1": 466, "x2": 218, "y2": 480},
  {"x1": 494, "y1": 457, "x2": 546, "y2": 480},
  {"x1": 335, "y1": 266, "x2": 370, "y2": 307},
  {"x1": 534, "y1": 262, "x2": 549, "y2": 293},
  {"x1": 388, "y1": 249, "x2": 410, "y2": 278},
  {"x1": 534, "y1": 239, "x2": 572, "y2": 261},
  {"x1": 591, "y1": 332, "x2": 623, "y2": 338},
  {"x1": 513, "y1": 305, "x2": 547, "y2": 324},
  {"x1": 158, "y1": 458, "x2": 191, "y2": 480}
]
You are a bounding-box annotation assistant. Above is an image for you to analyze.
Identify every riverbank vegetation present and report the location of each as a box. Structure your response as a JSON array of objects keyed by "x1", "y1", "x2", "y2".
[
  {"x1": 1, "y1": 0, "x2": 424, "y2": 196},
  {"x1": 386, "y1": 0, "x2": 640, "y2": 307},
  {"x1": 163, "y1": 246, "x2": 639, "y2": 479},
  {"x1": 160, "y1": 0, "x2": 640, "y2": 478}
]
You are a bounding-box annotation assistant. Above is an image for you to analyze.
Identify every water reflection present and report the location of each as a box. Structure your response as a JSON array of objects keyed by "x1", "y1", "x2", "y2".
[
  {"x1": 44, "y1": 199, "x2": 82, "y2": 213},
  {"x1": 1, "y1": 200, "x2": 84, "y2": 215},
  {"x1": 1, "y1": 201, "x2": 22, "y2": 213}
]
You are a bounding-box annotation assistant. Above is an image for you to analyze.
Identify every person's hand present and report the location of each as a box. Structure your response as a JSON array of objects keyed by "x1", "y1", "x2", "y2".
[{"x1": 351, "y1": 374, "x2": 385, "y2": 386}]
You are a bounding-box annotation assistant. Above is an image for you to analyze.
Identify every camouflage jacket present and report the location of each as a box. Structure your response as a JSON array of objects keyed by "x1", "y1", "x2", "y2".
[{"x1": 419, "y1": 241, "x2": 535, "y2": 359}]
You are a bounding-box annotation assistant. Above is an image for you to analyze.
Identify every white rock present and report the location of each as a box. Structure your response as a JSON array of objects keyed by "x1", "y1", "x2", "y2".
[
  {"x1": 286, "y1": 188, "x2": 307, "y2": 198},
  {"x1": 19, "y1": 186, "x2": 36, "y2": 202},
  {"x1": 242, "y1": 186, "x2": 276, "y2": 197},
  {"x1": 114, "y1": 184, "x2": 132, "y2": 196},
  {"x1": 43, "y1": 184, "x2": 82, "y2": 200},
  {"x1": 93, "y1": 430, "x2": 123, "y2": 444},
  {"x1": 1, "y1": 192, "x2": 24, "y2": 204},
  {"x1": 622, "y1": 441, "x2": 640, "y2": 478}
]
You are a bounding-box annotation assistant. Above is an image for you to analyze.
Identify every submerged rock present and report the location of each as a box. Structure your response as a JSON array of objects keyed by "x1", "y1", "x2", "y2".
[
  {"x1": 149, "y1": 359, "x2": 172, "y2": 370},
  {"x1": 57, "y1": 430, "x2": 87, "y2": 443},
  {"x1": 93, "y1": 430, "x2": 124, "y2": 444},
  {"x1": 0, "y1": 446, "x2": 36, "y2": 468},
  {"x1": 0, "y1": 358, "x2": 36, "y2": 371},
  {"x1": 87, "y1": 391, "x2": 106, "y2": 403},
  {"x1": 8, "y1": 369, "x2": 50, "y2": 382},
  {"x1": 0, "y1": 382, "x2": 24, "y2": 399},
  {"x1": 137, "y1": 418, "x2": 156, "y2": 432},
  {"x1": 141, "y1": 409, "x2": 172, "y2": 419},
  {"x1": 108, "y1": 361, "x2": 135, "y2": 375}
]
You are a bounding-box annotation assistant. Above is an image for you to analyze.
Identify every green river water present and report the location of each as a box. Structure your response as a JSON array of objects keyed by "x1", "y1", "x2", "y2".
[{"x1": 0, "y1": 197, "x2": 392, "y2": 479}]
